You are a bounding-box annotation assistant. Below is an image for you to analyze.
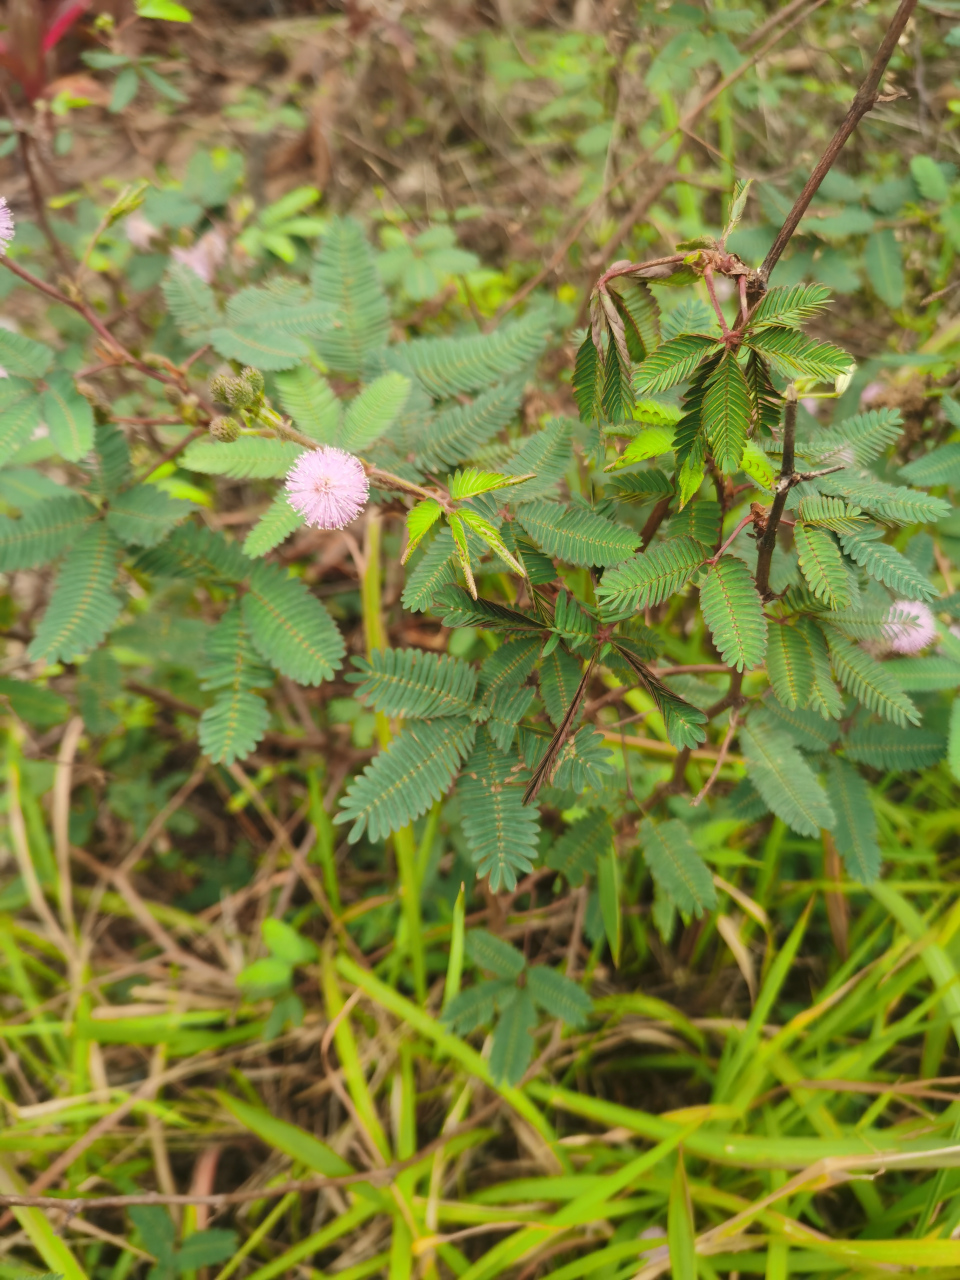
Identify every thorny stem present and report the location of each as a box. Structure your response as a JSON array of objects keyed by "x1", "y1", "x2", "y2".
[
  {"x1": 754, "y1": 390, "x2": 798, "y2": 601},
  {"x1": 759, "y1": 0, "x2": 919, "y2": 285}
]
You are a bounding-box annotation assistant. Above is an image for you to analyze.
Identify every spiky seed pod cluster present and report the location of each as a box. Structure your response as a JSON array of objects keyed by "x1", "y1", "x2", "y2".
[
  {"x1": 210, "y1": 366, "x2": 265, "y2": 411},
  {"x1": 210, "y1": 415, "x2": 242, "y2": 442}
]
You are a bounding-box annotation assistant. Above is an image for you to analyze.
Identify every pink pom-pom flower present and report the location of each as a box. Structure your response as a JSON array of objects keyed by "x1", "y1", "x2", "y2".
[
  {"x1": 0, "y1": 199, "x2": 15, "y2": 256},
  {"x1": 285, "y1": 446, "x2": 369, "y2": 530},
  {"x1": 884, "y1": 600, "x2": 937, "y2": 654}
]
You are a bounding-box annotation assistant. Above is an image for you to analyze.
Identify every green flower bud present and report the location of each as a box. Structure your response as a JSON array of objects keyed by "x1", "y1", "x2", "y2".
[
  {"x1": 241, "y1": 366, "x2": 265, "y2": 398},
  {"x1": 210, "y1": 373, "x2": 233, "y2": 405},
  {"x1": 210, "y1": 415, "x2": 241, "y2": 442}
]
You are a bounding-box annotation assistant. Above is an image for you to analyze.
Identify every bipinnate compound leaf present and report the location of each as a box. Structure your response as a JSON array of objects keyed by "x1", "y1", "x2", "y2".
[
  {"x1": 826, "y1": 757, "x2": 881, "y2": 884},
  {"x1": 401, "y1": 528, "x2": 458, "y2": 612},
  {"x1": 485, "y1": 684, "x2": 534, "y2": 752},
  {"x1": 183, "y1": 437, "x2": 303, "y2": 480},
  {"x1": 479, "y1": 637, "x2": 541, "y2": 696},
  {"x1": 347, "y1": 648, "x2": 477, "y2": 719},
  {"x1": 539, "y1": 645, "x2": 583, "y2": 728},
  {"x1": 442, "y1": 979, "x2": 507, "y2": 1035},
  {"x1": 838, "y1": 529, "x2": 938, "y2": 602},
  {"x1": 457, "y1": 732, "x2": 540, "y2": 891},
  {"x1": 199, "y1": 690, "x2": 270, "y2": 766},
  {"x1": 135, "y1": 521, "x2": 249, "y2": 583},
  {"x1": 826, "y1": 408, "x2": 903, "y2": 465},
  {"x1": 465, "y1": 928, "x2": 525, "y2": 980},
  {"x1": 106, "y1": 485, "x2": 195, "y2": 547},
  {"x1": 517, "y1": 500, "x2": 640, "y2": 568},
  {"x1": 392, "y1": 305, "x2": 553, "y2": 398},
  {"x1": 490, "y1": 986, "x2": 537, "y2": 1085},
  {"x1": 0, "y1": 495, "x2": 96, "y2": 571},
  {"x1": 639, "y1": 817, "x2": 717, "y2": 916},
  {"x1": 210, "y1": 324, "x2": 310, "y2": 371},
  {"x1": 703, "y1": 350, "x2": 750, "y2": 472},
  {"x1": 741, "y1": 718, "x2": 835, "y2": 838},
  {"x1": 336, "y1": 718, "x2": 476, "y2": 843},
  {"x1": 796, "y1": 615, "x2": 844, "y2": 720},
  {"x1": 766, "y1": 622, "x2": 814, "y2": 710},
  {"x1": 28, "y1": 524, "x2": 123, "y2": 663},
  {"x1": 818, "y1": 471, "x2": 949, "y2": 525},
  {"x1": 243, "y1": 492, "x2": 304, "y2": 558},
  {"x1": 609, "y1": 279, "x2": 660, "y2": 360},
  {"x1": 795, "y1": 496, "x2": 865, "y2": 536},
  {"x1": 764, "y1": 699, "x2": 840, "y2": 752},
  {"x1": 794, "y1": 524, "x2": 849, "y2": 609},
  {"x1": 601, "y1": 335, "x2": 634, "y2": 423},
  {"x1": 595, "y1": 536, "x2": 706, "y2": 613},
  {"x1": 546, "y1": 810, "x2": 614, "y2": 887},
  {"x1": 41, "y1": 371, "x2": 94, "y2": 462},
  {"x1": 526, "y1": 965, "x2": 592, "y2": 1027},
  {"x1": 242, "y1": 564, "x2": 345, "y2": 685},
  {"x1": 699, "y1": 557, "x2": 767, "y2": 671},
  {"x1": 95, "y1": 422, "x2": 132, "y2": 497},
  {"x1": 824, "y1": 630, "x2": 920, "y2": 727},
  {"x1": 433, "y1": 585, "x2": 542, "y2": 636}
]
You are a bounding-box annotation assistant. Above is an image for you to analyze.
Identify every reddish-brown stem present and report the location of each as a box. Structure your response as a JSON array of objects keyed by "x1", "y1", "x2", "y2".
[
  {"x1": 703, "y1": 265, "x2": 731, "y2": 337},
  {"x1": 709, "y1": 512, "x2": 754, "y2": 565},
  {"x1": 640, "y1": 494, "x2": 673, "y2": 549},
  {"x1": 754, "y1": 392, "x2": 798, "y2": 600},
  {"x1": 759, "y1": 0, "x2": 919, "y2": 284}
]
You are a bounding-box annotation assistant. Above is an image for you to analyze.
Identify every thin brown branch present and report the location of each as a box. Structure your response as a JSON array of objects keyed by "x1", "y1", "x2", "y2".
[
  {"x1": 754, "y1": 390, "x2": 798, "y2": 600},
  {"x1": 759, "y1": 0, "x2": 919, "y2": 284}
]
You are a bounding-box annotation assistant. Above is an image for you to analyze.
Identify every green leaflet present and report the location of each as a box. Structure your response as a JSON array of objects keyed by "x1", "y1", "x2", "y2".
[
  {"x1": 740, "y1": 719, "x2": 835, "y2": 838},
  {"x1": 572, "y1": 333, "x2": 603, "y2": 423},
  {"x1": 243, "y1": 492, "x2": 304, "y2": 558},
  {"x1": 0, "y1": 495, "x2": 97, "y2": 571},
  {"x1": 633, "y1": 334, "x2": 720, "y2": 394},
  {"x1": 609, "y1": 279, "x2": 660, "y2": 361},
  {"x1": 824, "y1": 629, "x2": 921, "y2": 727},
  {"x1": 900, "y1": 441, "x2": 960, "y2": 488},
  {"x1": 796, "y1": 614, "x2": 844, "y2": 720},
  {"x1": 766, "y1": 621, "x2": 815, "y2": 710},
  {"x1": 457, "y1": 732, "x2": 540, "y2": 892},
  {"x1": 392, "y1": 305, "x2": 554, "y2": 398},
  {"x1": 838, "y1": 529, "x2": 938, "y2": 602},
  {"x1": 198, "y1": 605, "x2": 272, "y2": 765},
  {"x1": 106, "y1": 485, "x2": 195, "y2": 547},
  {"x1": 886, "y1": 656, "x2": 960, "y2": 692},
  {"x1": 607, "y1": 468, "x2": 673, "y2": 504},
  {"x1": 763, "y1": 698, "x2": 841, "y2": 752},
  {"x1": 668, "y1": 499, "x2": 721, "y2": 547},
  {"x1": 336, "y1": 717, "x2": 477, "y2": 843},
  {"x1": 595, "y1": 536, "x2": 706, "y2": 614},
  {"x1": 76, "y1": 648, "x2": 121, "y2": 735},
  {"x1": 312, "y1": 216, "x2": 391, "y2": 374},
  {"x1": 490, "y1": 986, "x2": 537, "y2": 1085},
  {"x1": 545, "y1": 810, "x2": 614, "y2": 887},
  {"x1": 702, "y1": 350, "x2": 750, "y2": 473},
  {"x1": 843, "y1": 722, "x2": 946, "y2": 771},
  {"x1": 162, "y1": 261, "x2": 221, "y2": 335},
  {"x1": 826, "y1": 757, "x2": 881, "y2": 884},
  {"x1": 243, "y1": 564, "x2": 345, "y2": 686},
  {"x1": 94, "y1": 422, "x2": 132, "y2": 497},
  {"x1": 433, "y1": 585, "x2": 543, "y2": 636},
  {"x1": 0, "y1": 467, "x2": 68, "y2": 507},
  {"x1": 539, "y1": 646, "x2": 583, "y2": 728},
  {"x1": 347, "y1": 648, "x2": 477, "y2": 719},
  {"x1": 749, "y1": 283, "x2": 832, "y2": 329},
  {"x1": 275, "y1": 365, "x2": 340, "y2": 443},
  {"x1": 0, "y1": 328, "x2": 54, "y2": 378},
  {"x1": 41, "y1": 371, "x2": 94, "y2": 462},
  {"x1": 795, "y1": 496, "x2": 865, "y2": 536},
  {"x1": 503, "y1": 418, "x2": 574, "y2": 501},
  {"x1": 466, "y1": 928, "x2": 526, "y2": 979},
  {"x1": 698, "y1": 557, "x2": 767, "y2": 671},
  {"x1": 210, "y1": 324, "x2": 311, "y2": 371},
  {"x1": 526, "y1": 966, "x2": 592, "y2": 1028},
  {"x1": 479, "y1": 637, "x2": 541, "y2": 696},
  {"x1": 516, "y1": 500, "x2": 640, "y2": 568},
  {"x1": 415, "y1": 379, "x2": 525, "y2": 470},
  {"x1": 794, "y1": 524, "x2": 850, "y2": 609},
  {"x1": 338, "y1": 372, "x2": 411, "y2": 453},
  {"x1": 601, "y1": 336, "x2": 634, "y2": 424},
  {"x1": 182, "y1": 437, "x2": 304, "y2": 480},
  {"x1": 744, "y1": 349, "x2": 781, "y2": 437},
  {"x1": 825, "y1": 408, "x2": 903, "y2": 465},
  {"x1": 638, "y1": 817, "x2": 717, "y2": 916},
  {"x1": 0, "y1": 392, "x2": 42, "y2": 466},
  {"x1": 818, "y1": 471, "x2": 950, "y2": 525},
  {"x1": 746, "y1": 327, "x2": 852, "y2": 383},
  {"x1": 401, "y1": 528, "x2": 458, "y2": 613},
  {"x1": 135, "y1": 522, "x2": 249, "y2": 582},
  {"x1": 28, "y1": 524, "x2": 123, "y2": 663},
  {"x1": 485, "y1": 684, "x2": 534, "y2": 752},
  {"x1": 0, "y1": 676, "x2": 70, "y2": 729}
]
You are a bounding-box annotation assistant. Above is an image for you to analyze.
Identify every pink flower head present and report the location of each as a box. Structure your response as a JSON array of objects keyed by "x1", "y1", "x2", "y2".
[
  {"x1": 884, "y1": 600, "x2": 937, "y2": 654},
  {"x1": 285, "y1": 447, "x2": 369, "y2": 530},
  {"x1": 0, "y1": 199, "x2": 15, "y2": 256},
  {"x1": 171, "y1": 227, "x2": 227, "y2": 284},
  {"x1": 125, "y1": 211, "x2": 159, "y2": 251}
]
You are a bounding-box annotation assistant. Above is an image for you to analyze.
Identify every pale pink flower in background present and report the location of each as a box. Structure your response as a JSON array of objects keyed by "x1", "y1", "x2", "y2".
[
  {"x1": 860, "y1": 380, "x2": 885, "y2": 408},
  {"x1": 171, "y1": 227, "x2": 228, "y2": 284},
  {"x1": 800, "y1": 397, "x2": 820, "y2": 418},
  {"x1": 285, "y1": 447, "x2": 369, "y2": 530},
  {"x1": 125, "y1": 211, "x2": 159, "y2": 251},
  {"x1": 884, "y1": 600, "x2": 937, "y2": 653},
  {"x1": 0, "y1": 198, "x2": 14, "y2": 256}
]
